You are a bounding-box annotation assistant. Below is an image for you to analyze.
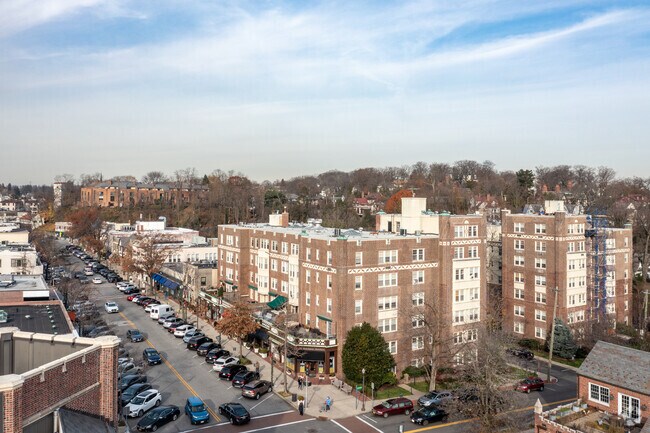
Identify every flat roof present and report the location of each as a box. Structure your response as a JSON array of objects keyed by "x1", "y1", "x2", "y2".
[
  {"x1": 220, "y1": 223, "x2": 439, "y2": 240},
  {"x1": 0, "y1": 304, "x2": 72, "y2": 334}
]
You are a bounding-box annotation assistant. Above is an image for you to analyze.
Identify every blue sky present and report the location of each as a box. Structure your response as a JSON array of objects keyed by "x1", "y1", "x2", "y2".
[{"x1": 1, "y1": 0, "x2": 649, "y2": 184}]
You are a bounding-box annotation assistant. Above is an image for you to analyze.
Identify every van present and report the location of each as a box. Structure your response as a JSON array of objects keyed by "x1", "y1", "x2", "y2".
[{"x1": 150, "y1": 304, "x2": 173, "y2": 320}]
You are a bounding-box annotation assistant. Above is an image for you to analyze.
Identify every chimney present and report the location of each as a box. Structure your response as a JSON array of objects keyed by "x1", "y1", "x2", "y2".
[{"x1": 281, "y1": 208, "x2": 289, "y2": 228}]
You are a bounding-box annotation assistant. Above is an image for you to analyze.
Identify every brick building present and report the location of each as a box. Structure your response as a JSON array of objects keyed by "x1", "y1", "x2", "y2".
[
  {"x1": 535, "y1": 341, "x2": 650, "y2": 432},
  {"x1": 499, "y1": 201, "x2": 633, "y2": 341},
  {"x1": 217, "y1": 198, "x2": 486, "y2": 376},
  {"x1": 80, "y1": 181, "x2": 208, "y2": 207},
  {"x1": 0, "y1": 328, "x2": 119, "y2": 433}
]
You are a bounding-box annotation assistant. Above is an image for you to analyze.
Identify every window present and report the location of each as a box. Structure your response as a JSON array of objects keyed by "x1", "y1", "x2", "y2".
[
  {"x1": 514, "y1": 222, "x2": 525, "y2": 233},
  {"x1": 281, "y1": 242, "x2": 288, "y2": 254},
  {"x1": 454, "y1": 225, "x2": 478, "y2": 238},
  {"x1": 326, "y1": 274, "x2": 332, "y2": 289},
  {"x1": 468, "y1": 309, "x2": 479, "y2": 322},
  {"x1": 412, "y1": 315, "x2": 425, "y2": 328},
  {"x1": 535, "y1": 241, "x2": 546, "y2": 252},
  {"x1": 535, "y1": 291, "x2": 546, "y2": 304},
  {"x1": 535, "y1": 224, "x2": 546, "y2": 234},
  {"x1": 454, "y1": 289, "x2": 465, "y2": 303},
  {"x1": 514, "y1": 322, "x2": 524, "y2": 334},
  {"x1": 535, "y1": 327, "x2": 546, "y2": 339},
  {"x1": 327, "y1": 251, "x2": 332, "y2": 265},
  {"x1": 412, "y1": 248, "x2": 424, "y2": 261},
  {"x1": 515, "y1": 240, "x2": 524, "y2": 250},
  {"x1": 412, "y1": 292, "x2": 424, "y2": 306},
  {"x1": 281, "y1": 261, "x2": 288, "y2": 274},
  {"x1": 200, "y1": 277, "x2": 206, "y2": 286},
  {"x1": 305, "y1": 313, "x2": 310, "y2": 325},
  {"x1": 378, "y1": 318, "x2": 397, "y2": 333},
  {"x1": 468, "y1": 246, "x2": 479, "y2": 258},
  {"x1": 412, "y1": 336, "x2": 424, "y2": 350},
  {"x1": 306, "y1": 270, "x2": 311, "y2": 283},
  {"x1": 378, "y1": 296, "x2": 398, "y2": 311},
  {"x1": 453, "y1": 332, "x2": 463, "y2": 345},
  {"x1": 535, "y1": 309, "x2": 547, "y2": 321},
  {"x1": 378, "y1": 273, "x2": 397, "y2": 288},
  {"x1": 454, "y1": 226, "x2": 464, "y2": 238},
  {"x1": 315, "y1": 295, "x2": 320, "y2": 306},
  {"x1": 412, "y1": 270, "x2": 424, "y2": 285},
  {"x1": 387, "y1": 341, "x2": 397, "y2": 354},
  {"x1": 469, "y1": 287, "x2": 479, "y2": 300},
  {"x1": 379, "y1": 250, "x2": 398, "y2": 264},
  {"x1": 514, "y1": 256, "x2": 524, "y2": 266},
  {"x1": 514, "y1": 305, "x2": 525, "y2": 317},
  {"x1": 355, "y1": 275, "x2": 362, "y2": 290},
  {"x1": 535, "y1": 258, "x2": 546, "y2": 269},
  {"x1": 454, "y1": 310, "x2": 465, "y2": 323},
  {"x1": 316, "y1": 250, "x2": 320, "y2": 260},
  {"x1": 327, "y1": 298, "x2": 332, "y2": 313},
  {"x1": 514, "y1": 288, "x2": 524, "y2": 300},
  {"x1": 535, "y1": 275, "x2": 546, "y2": 286},
  {"x1": 306, "y1": 292, "x2": 311, "y2": 305},
  {"x1": 454, "y1": 247, "x2": 464, "y2": 259},
  {"x1": 355, "y1": 252, "x2": 363, "y2": 265},
  {"x1": 455, "y1": 269, "x2": 464, "y2": 281},
  {"x1": 589, "y1": 383, "x2": 610, "y2": 405},
  {"x1": 514, "y1": 272, "x2": 524, "y2": 283}
]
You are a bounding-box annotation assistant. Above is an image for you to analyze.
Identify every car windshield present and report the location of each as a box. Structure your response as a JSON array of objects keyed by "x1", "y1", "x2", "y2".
[
  {"x1": 131, "y1": 396, "x2": 146, "y2": 405},
  {"x1": 232, "y1": 405, "x2": 247, "y2": 416},
  {"x1": 381, "y1": 401, "x2": 392, "y2": 408},
  {"x1": 123, "y1": 387, "x2": 139, "y2": 397},
  {"x1": 190, "y1": 405, "x2": 205, "y2": 412}
]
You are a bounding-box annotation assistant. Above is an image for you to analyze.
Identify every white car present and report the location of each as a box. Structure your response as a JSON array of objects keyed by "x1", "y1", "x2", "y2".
[
  {"x1": 116, "y1": 281, "x2": 129, "y2": 289},
  {"x1": 125, "y1": 389, "x2": 162, "y2": 417},
  {"x1": 119, "y1": 283, "x2": 137, "y2": 293},
  {"x1": 212, "y1": 356, "x2": 238, "y2": 372},
  {"x1": 173, "y1": 325, "x2": 195, "y2": 338},
  {"x1": 92, "y1": 277, "x2": 103, "y2": 284},
  {"x1": 84, "y1": 269, "x2": 94, "y2": 276},
  {"x1": 104, "y1": 302, "x2": 119, "y2": 313}
]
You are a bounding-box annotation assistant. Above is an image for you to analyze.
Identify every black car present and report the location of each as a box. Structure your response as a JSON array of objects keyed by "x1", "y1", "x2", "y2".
[
  {"x1": 187, "y1": 336, "x2": 213, "y2": 350},
  {"x1": 143, "y1": 348, "x2": 162, "y2": 366},
  {"x1": 196, "y1": 342, "x2": 221, "y2": 356},
  {"x1": 99, "y1": 268, "x2": 110, "y2": 277},
  {"x1": 410, "y1": 407, "x2": 448, "y2": 426},
  {"x1": 242, "y1": 380, "x2": 273, "y2": 399},
  {"x1": 232, "y1": 371, "x2": 260, "y2": 388},
  {"x1": 136, "y1": 405, "x2": 180, "y2": 432},
  {"x1": 127, "y1": 329, "x2": 145, "y2": 343},
  {"x1": 124, "y1": 287, "x2": 141, "y2": 295},
  {"x1": 119, "y1": 375, "x2": 147, "y2": 393},
  {"x1": 120, "y1": 383, "x2": 153, "y2": 405},
  {"x1": 218, "y1": 402, "x2": 250, "y2": 425},
  {"x1": 205, "y1": 349, "x2": 230, "y2": 364},
  {"x1": 507, "y1": 348, "x2": 534, "y2": 360},
  {"x1": 219, "y1": 365, "x2": 247, "y2": 381}
]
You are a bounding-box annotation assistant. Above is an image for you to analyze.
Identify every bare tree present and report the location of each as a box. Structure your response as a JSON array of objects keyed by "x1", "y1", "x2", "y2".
[
  {"x1": 121, "y1": 233, "x2": 181, "y2": 295},
  {"x1": 141, "y1": 171, "x2": 169, "y2": 184},
  {"x1": 215, "y1": 302, "x2": 258, "y2": 363}
]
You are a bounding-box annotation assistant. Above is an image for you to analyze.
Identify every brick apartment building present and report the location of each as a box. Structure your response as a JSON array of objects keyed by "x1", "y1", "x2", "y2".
[
  {"x1": 499, "y1": 201, "x2": 633, "y2": 342},
  {"x1": 217, "y1": 198, "x2": 486, "y2": 376},
  {"x1": 80, "y1": 181, "x2": 208, "y2": 207}
]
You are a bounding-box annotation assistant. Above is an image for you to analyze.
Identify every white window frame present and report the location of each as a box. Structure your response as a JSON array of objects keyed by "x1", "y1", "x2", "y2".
[{"x1": 589, "y1": 383, "x2": 610, "y2": 406}]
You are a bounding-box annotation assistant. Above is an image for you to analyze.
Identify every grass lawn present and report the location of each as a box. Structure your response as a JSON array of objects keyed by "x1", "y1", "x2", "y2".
[
  {"x1": 531, "y1": 350, "x2": 584, "y2": 368},
  {"x1": 410, "y1": 381, "x2": 430, "y2": 393},
  {"x1": 375, "y1": 386, "x2": 412, "y2": 400}
]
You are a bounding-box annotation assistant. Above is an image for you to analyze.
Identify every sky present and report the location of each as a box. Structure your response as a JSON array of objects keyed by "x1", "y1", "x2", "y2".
[{"x1": 1, "y1": 0, "x2": 650, "y2": 185}]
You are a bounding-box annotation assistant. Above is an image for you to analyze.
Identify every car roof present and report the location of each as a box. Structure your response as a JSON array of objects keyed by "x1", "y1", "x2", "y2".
[{"x1": 187, "y1": 396, "x2": 204, "y2": 405}]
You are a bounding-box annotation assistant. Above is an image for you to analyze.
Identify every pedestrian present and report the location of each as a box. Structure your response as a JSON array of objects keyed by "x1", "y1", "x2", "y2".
[
  {"x1": 298, "y1": 401, "x2": 304, "y2": 416},
  {"x1": 298, "y1": 377, "x2": 303, "y2": 389},
  {"x1": 325, "y1": 396, "x2": 331, "y2": 412},
  {"x1": 254, "y1": 361, "x2": 260, "y2": 374}
]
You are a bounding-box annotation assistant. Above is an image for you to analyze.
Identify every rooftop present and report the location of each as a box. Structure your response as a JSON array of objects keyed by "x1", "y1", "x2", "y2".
[
  {"x1": 0, "y1": 303, "x2": 73, "y2": 334},
  {"x1": 0, "y1": 275, "x2": 49, "y2": 291},
  {"x1": 577, "y1": 341, "x2": 650, "y2": 396}
]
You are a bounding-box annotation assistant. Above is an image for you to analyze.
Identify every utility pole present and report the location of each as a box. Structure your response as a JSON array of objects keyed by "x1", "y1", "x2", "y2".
[
  {"x1": 644, "y1": 290, "x2": 650, "y2": 335},
  {"x1": 547, "y1": 286, "x2": 560, "y2": 382}
]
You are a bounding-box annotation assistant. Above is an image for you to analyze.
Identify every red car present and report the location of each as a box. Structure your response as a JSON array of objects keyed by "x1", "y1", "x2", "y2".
[
  {"x1": 515, "y1": 377, "x2": 545, "y2": 393},
  {"x1": 372, "y1": 397, "x2": 414, "y2": 418}
]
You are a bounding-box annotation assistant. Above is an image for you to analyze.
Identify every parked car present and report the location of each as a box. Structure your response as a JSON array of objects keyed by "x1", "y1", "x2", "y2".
[
  {"x1": 116, "y1": 281, "x2": 129, "y2": 290},
  {"x1": 87, "y1": 326, "x2": 109, "y2": 338},
  {"x1": 119, "y1": 375, "x2": 147, "y2": 393},
  {"x1": 144, "y1": 303, "x2": 159, "y2": 313},
  {"x1": 119, "y1": 283, "x2": 137, "y2": 293},
  {"x1": 118, "y1": 362, "x2": 143, "y2": 378},
  {"x1": 136, "y1": 405, "x2": 180, "y2": 432},
  {"x1": 219, "y1": 364, "x2": 247, "y2": 381},
  {"x1": 120, "y1": 383, "x2": 152, "y2": 406},
  {"x1": 196, "y1": 342, "x2": 221, "y2": 356},
  {"x1": 174, "y1": 325, "x2": 195, "y2": 338},
  {"x1": 218, "y1": 402, "x2": 250, "y2": 425},
  {"x1": 84, "y1": 269, "x2": 94, "y2": 276},
  {"x1": 417, "y1": 390, "x2": 454, "y2": 408},
  {"x1": 507, "y1": 348, "x2": 535, "y2": 361},
  {"x1": 187, "y1": 336, "x2": 212, "y2": 350},
  {"x1": 231, "y1": 371, "x2": 259, "y2": 388},
  {"x1": 167, "y1": 321, "x2": 186, "y2": 333},
  {"x1": 515, "y1": 377, "x2": 545, "y2": 393},
  {"x1": 124, "y1": 287, "x2": 141, "y2": 296},
  {"x1": 182, "y1": 329, "x2": 201, "y2": 343},
  {"x1": 205, "y1": 349, "x2": 230, "y2": 364},
  {"x1": 104, "y1": 301, "x2": 119, "y2": 313},
  {"x1": 92, "y1": 276, "x2": 102, "y2": 284},
  {"x1": 241, "y1": 380, "x2": 273, "y2": 400},
  {"x1": 212, "y1": 356, "x2": 238, "y2": 371},
  {"x1": 125, "y1": 389, "x2": 162, "y2": 417},
  {"x1": 127, "y1": 329, "x2": 145, "y2": 343},
  {"x1": 184, "y1": 397, "x2": 210, "y2": 425},
  {"x1": 79, "y1": 276, "x2": 90, "y2": 284},
  {"x1": 410, "y1": 407, "x2": 448, "y2": 426},
  {"x1": 163, "y1": 317, "x2": 184, "y2": 329},
  {"x1": 143, "y1": 348, "x2": 162, "y2": 366},
  {"x1": 372, "y1": 398, "x2": 414, "y2": 418}
]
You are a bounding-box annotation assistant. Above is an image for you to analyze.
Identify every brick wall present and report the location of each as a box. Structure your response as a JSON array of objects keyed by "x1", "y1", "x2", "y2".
[
  {"x1": 578, "y1": 375, "x2": 650, "y2": 421},
  {"x1": 1, "y1": 387, "x2": 23, "y2": 433}
]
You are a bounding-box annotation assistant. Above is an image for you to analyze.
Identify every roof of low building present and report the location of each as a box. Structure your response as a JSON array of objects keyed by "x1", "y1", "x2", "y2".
[
  {"x1": 0, "y1": 303, "x2": 73, "y2": 334},
  {"x1": 578, "y1": 341, "x2": 650, "y2": 396}
]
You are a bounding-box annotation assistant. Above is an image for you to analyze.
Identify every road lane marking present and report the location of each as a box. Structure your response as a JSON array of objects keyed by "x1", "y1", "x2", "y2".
[
  {"x1": 408, "y1": 397, "x2": 578, "y2": 432},
  {"x1": 331, "y1": 420, "x2": 354, "y2": 433},
  {"x1": 249, "y1": 394, "x2": 272, "y2": 411},
  {"x1": 238, "y1": 419, "x2": 313, "y2": 433},
  {"x1": 362, "y1": 414, "x2": 378, "y2": 423},
  {"x1": 117, "y1": 312, "x2": 221, "y2": 422},
  {"x1": 355, "y1": 416, "x2": 383, "y2": 432}
]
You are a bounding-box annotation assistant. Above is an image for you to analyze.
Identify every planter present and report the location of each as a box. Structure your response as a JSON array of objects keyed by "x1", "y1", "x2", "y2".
[
  {"x1": 253, "y1": 347, "x2": 260, "y2": 353},
  {"x1": 573, "y1": 406, "x2": 581, "y2": 412},
  {"x1": 550, "y1": 415, "x2": 557, "y2": 421},
  {"x1": 581, "y1": 404, "x2": 588, "y2": 409},
  {"x1": 259, "y1": 351, "x2": 268, "y2": 358}
]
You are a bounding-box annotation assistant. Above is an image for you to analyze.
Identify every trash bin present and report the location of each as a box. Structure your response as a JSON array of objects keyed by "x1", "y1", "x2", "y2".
[{"x1": 292, "y1": 393, "x2": 297, "y2": 402}]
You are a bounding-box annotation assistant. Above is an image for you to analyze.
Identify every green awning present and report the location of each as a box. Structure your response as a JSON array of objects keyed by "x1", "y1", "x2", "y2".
[
  {"x1": 248, "y1": 284, "x2": 258, "y2": 291},
  {"x1": 267, "y1": 295, "x2": 288, "y2": 310},
  {"x1": 317, "y1": 315, "x2": 332, "y2": 323}
]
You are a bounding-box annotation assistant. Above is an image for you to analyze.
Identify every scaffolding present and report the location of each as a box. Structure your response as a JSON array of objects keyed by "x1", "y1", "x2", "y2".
[{"x1": 585, "y1": 214, "x2": 609, "y2": 322}]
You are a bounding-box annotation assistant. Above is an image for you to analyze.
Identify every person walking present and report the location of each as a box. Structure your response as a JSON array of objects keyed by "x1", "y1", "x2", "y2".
[
  {"x1": 254, "y1": 361, "x2": 260, "y2": 375},
  {"x1": 298, "y1": 377, "x2": 303, "y2": 390},
  {"x1": 298, "y1": 401, "x2": 304, "y2": 416},
  {"x1": 325, "y1": 396, "x2": 331, "y2": 412}
]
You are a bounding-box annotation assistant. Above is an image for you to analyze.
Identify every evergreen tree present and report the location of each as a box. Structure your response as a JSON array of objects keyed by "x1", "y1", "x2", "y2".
[
  {"x1": 552, "y1": 319, "x2": 577, "y2": 359},
  {"x1": 342, "y1": 322, "x2": 395, "y2": 386}
]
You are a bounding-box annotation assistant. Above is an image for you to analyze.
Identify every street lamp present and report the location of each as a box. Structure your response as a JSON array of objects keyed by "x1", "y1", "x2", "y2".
[{"x1": 361, "y1": 368, "x2": 366, "y2": 411}]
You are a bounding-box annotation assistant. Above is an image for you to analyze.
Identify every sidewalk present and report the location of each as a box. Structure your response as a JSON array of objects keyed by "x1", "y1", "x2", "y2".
[{"x1": 160, "y1": 297, "x2": 376, "y2": 419}]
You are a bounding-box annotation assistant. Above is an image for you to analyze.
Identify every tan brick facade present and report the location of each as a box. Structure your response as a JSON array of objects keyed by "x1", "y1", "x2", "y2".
[{"x1": 80, "y1": 181, "x2": 208, "y2": 207}]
